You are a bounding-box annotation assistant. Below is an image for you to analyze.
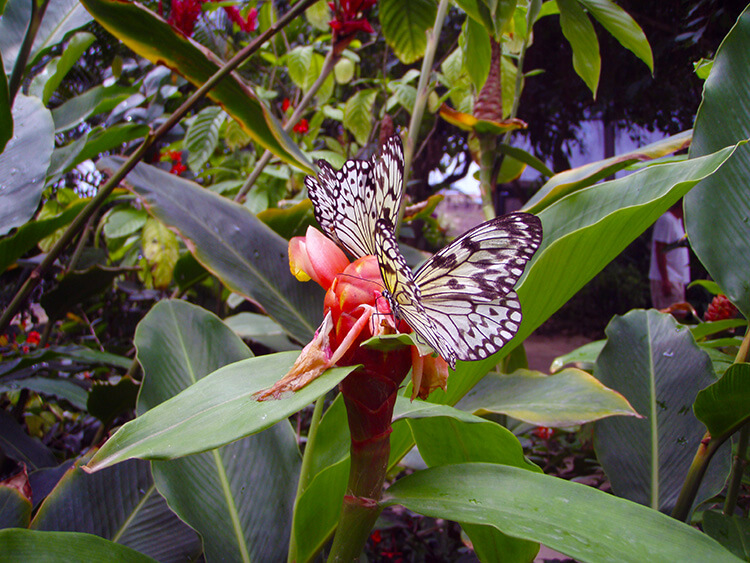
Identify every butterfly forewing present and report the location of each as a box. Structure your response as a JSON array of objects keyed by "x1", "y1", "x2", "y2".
[{"x1": 305, "y1": 134, "x2": 404, "y2": 259}]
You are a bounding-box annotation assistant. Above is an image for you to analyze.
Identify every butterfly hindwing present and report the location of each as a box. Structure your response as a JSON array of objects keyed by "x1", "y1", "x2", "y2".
[
  {"x1": 305, "y1": 134, "x2": 404, "y2": 259},
  {"x1": 375, "y1": 213, "x2": 542, "y2": 369}
]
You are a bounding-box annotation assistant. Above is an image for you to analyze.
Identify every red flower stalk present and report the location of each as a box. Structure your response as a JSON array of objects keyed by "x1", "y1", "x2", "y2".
[
  {"x1": 163, "y1": 0, "x2": 258, "y2": 36},
  {"x1": 704, "y1": 294, "x2": 739, "y2": 322},
  {"x1": 224, "y1": 6, "x2": 258, "y2": 32}
]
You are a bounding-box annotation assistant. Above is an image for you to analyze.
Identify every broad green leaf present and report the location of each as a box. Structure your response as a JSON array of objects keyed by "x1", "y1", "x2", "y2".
[
  {"x1": 703, "y1": 511, "x2": 750, "y2": 561},
  {"x1": 690, "y1": 318, "x2": 747, "y2": 341},
  {"x1": 185, "y1": 106, "x2": 226, "y2": 173},
  {"x1": 461, "y1": 17, "x2": 491, "y2": 91},
  {"x1": 407, "y1": 415, "x2": 540, "y2": 562},
  {"x1": 135, "y1": 300, "x2": 300, "y2": 561},
  {"x1": 0, "y1": 487, "x2": 31, "y2": 529},
  {"x1": 29, "y1": 32, "x2": 95, "y2": 104},
  {"x1": 79, "y1": 0, "x2": 312, "y2": 173},
  {"x1": 30, "y1": 457, "x2": 201, "y2": 561},
  {"x1": 0, "y1": 0, "x2": 92, "y2": 74},
  {"x1": 0, "y1": 345, "x2": 131, "y2": 379},
  {"x1": 594, "y1": 310, "x2": 730, "y2": 514},
  {"x1": 383, "y1": 463, "x2": 740, "y2": 562},
  {"x1": 557, "y1": 0, "x2": 600, "y2": 97},
  {"x1": 0, "y1": 52, "x2": 10, "y2": 152},
  {"x1": 0, "y1": 529, "x2": 156, "y2": 562},
  {"x1": 85, "y1": 353, "x2": 355, "y2": 472},
  {"x1": 685, "y1": 7, "x2": 750, "y2": 318},
  {"x1": 549, "y1": 339, "x2": 604, "y2": 372},
  {"x1": 305, "y1": 0, "x2": 330, "y2": 31},
  {"x1": 0, "y1": 376, "x2": 88, "y2": 410},
  {"x1": 524, "y1": 130, "x2": 692, "y2": 213},
  {"x1": 0, "y1": 410, "x2": 57, "y2": 470},
  {"x1": 379, "y1": 144, "x2": 740, "y2": 530},
  {"x1": 0, "y1": 94, "x2": 54, "y2": 236},
  {"x1": 379, "y1": 0, "x2": 437, "y2": 64},
  {"x1": 103, "y1": 205, "x2": 148, "y2": 239},
  {"x1": 223, "y1": 312, "x2": 300, "y2": 352},
  {"x1": 343, "y1": 89, "x2": 377, "y2": 146},
  {"x1": 51, "y1": 84, "x2": 133, "y2": 133},
  {"x1": 456, "y1": 367, "x2": 638, "y2": 426},
  {"x1": 578, "y1": 0, "x2": 653, "y2": 71},
  {"x1": 98, "y1": 157, "x2": 323, "y2": 344},
  {"x1": 693, "y1": 363, "x2": 750, "y2": 440},
  {"x1": 256, "y1": 199, "x2": 316, "y2": 240}
]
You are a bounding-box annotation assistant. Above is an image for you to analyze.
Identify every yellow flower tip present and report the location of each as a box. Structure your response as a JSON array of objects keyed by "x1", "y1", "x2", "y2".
[{"x1": 288, "y1": 227, "x2": 350, "y2": 289}]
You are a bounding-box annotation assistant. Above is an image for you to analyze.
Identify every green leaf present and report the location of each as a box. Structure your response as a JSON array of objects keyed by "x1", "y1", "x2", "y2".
[
  {"x1": 703, "y1": 510, "x2": 750, "y2": 561},
  {"x1": 456, "y1": 367, "x2": 638, "y2": 427},
  {"x1": 0, "y1": 94, "x2": 54, "y2": 236},
  {"x1": 223, "y1": 312, "x2": 299, "y2": 351},
  {"x1": 85, "y1": 352, "x2": 355, "y2": 472},
  {"x1": 0, "y1": 410, "x2": 57, "y2": 470},
  {"x1": 461, "y1": 16, "x2": 492, "y2": 91},
  {"x1": 30, "y1": 457, "x2": 201, "y2": 561},
  {"x1": 693, "y1": 363, "x2": 750, "y2": 441},
  {"x1": 0, "y1": 487, "x2": 31, "y2": 529},
  {"x1": 103, "y1": 205, "x2": 148, "y2": 239},
  {"x1": 79, "y1": 0, "x2": 312, "y2": 173},
  {"x1": 141, "y1": 218, "x2": 178, "y2": 289},
  {"x1": 594, "y1": 310, "x2": 730, "y2": 513},
  {"x1": 343, "y1": 89, "x2": 377, "y2": 146},
  {"x1": 135, "y1": 300, "x2": 300, "y2": 561},
  {"x1": 685, "y1": 7, "x2": 750, "y2": 318},
  {"x1": 98, "y1": 157, "x2": 323, "y2": 344},
  {"x1": 690, "y1": 318, "x2": 747, "y2": 341},
  {"x1": 407, "y1": 415, "x2": 540, "y2": 561},
  {"x1": 51, "y1": 84, "x2": 133, "y2": 133},
  {"x1": 0, "y1": 0, "x2": 92, "y2": 74},
  {"x1": 0, "y1": 376, "x2": 88, "y2": 411},
  {"x1": 382, "y1": 463, "x2": 740, "y2": 562},
  {"x1": 578, "y1": 0, "x2": 653, "y2": 71},
  {"x1": 379, "y1": 0, "x2": 437, "y2": 64},
  {"x1": 185, "y1": 106, "x2": 226, "y2": 173},
  {"x1": 256, "y1": 199, "x2": 317, "y2": 240},
  {"x1": 29, "y1": 32, "x2": 95, "y2": 105},
  {"x1": 549, "y1": 339, "x2": 604, "y2": 372},
  {"x1": 525, "y1": 130, "x2": 692, "y2": 213},
  {"x1": 0, "y1": 529, "x2": 157, "y2": 562},
  {"x1": 557, "y1": 0, "x2": 600, "y2": 97}
]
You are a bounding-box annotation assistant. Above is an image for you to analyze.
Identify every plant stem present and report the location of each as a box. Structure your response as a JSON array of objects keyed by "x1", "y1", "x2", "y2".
[
  {"x1": 8, "y1": 0, "x2": 51, "y2": 104},
  {"x1": 672, "y1": 326, "x2": 750, "y2": 521},
  {"x1": 478, "y1": 134, "x2": 498, "y2": 220},
  {"x1": 235, "y1": 46, "x2": 339, "y2": 203},
  {"x1": 0, "y1": 0, "x2": 319, "y2": 335},
  {"x1": 671, "y1": 432, "x2": 723, "y2": 522},
  {"x1": 399, "y1": 0, "x2": 450, "y2": 229},
  {"x1": 722, "y1": 328, "x2": 750, "y2": 515},
  {"x1": 723, "y1": 422, "x2": 749, "y2": 516},
  {"x1": 287, "y1": 395, "x2": 326, "y2": 562}
]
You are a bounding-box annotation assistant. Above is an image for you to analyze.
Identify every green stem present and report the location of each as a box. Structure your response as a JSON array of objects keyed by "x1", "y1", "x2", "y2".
[
  {"x1": 0, "y1": 0, "x2": 319, "y2": 335},
  {"x1": 723, "y1": 422, "x2": 749, "y2": 516},
  {"x1": 235, "y1": 45, "x2": 339, "y2": 203},
  {"x1": 399, "y1": 0, "x2": 450, "y2": 229},
  {"x1": 287, "y1": 395, "x2": 326, "y2": 562},
  {"x1": 722, "y1": 328, "x2": 750, "y2": 515},
  {"x1": 671, "y1": 327, "x2": 750, "y2": 521},
  {"x1": 8, "y1": 0, "x2": 51, "y2": 103},
  {"x1": 478, "y1": 134, "x2": 498, "y2": 220}
]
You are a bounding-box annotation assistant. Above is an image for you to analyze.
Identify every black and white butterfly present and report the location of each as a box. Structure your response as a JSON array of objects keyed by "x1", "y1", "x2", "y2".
[
  {"x1": 305, "y1": 134, "x2": 543, "y2": 369},
  {"x1": 305, "y1": 134, "x2": 404, "y2": 259}
]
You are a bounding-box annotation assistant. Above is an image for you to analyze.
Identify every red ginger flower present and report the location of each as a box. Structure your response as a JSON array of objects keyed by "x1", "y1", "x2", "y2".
[
  {"x1": 163, "y1": 0, "x2": 258, "y2": 36},
  {"x1": 25, "y1": 331, "x2": 41, "y2": 346},
  {"x1": 293, "y1": 119, "x2": 309, "y2": 134},
  {"x1": 328, "y1": 0, "x2": 376, "y2": 52},
  {"x1": 704, "y1": 294, "x2": 739, "y2": 322},
  {"x1": 259, "y1": 226, "x2": 448, "y2": 400}
]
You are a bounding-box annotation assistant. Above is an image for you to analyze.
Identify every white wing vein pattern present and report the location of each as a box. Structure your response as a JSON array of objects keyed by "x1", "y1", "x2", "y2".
[
  {"x1": 305, "y1": 134, "x2": 404, "y2": 259},
  {"x1": 376, "y1": 213, "x2": 542, "y2": 369}
]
